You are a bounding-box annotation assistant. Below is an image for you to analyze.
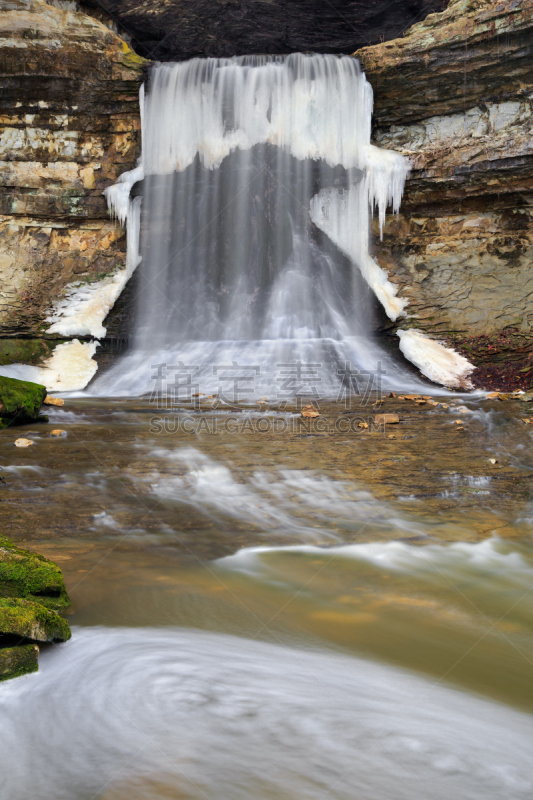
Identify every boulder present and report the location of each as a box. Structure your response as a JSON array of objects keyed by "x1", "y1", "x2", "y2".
[
  {"x1": 0, "y1": 375, "x2": 47, "y2": 429},
  {"x1": 0, "y1": 598, "x2": 71, "y2": 644},
  {"x1": 0, "y1": 535, "x2": 71, "y2": 611},
  {"x1": 0, "y1": 644, "x2": 39, "y2": 683}
]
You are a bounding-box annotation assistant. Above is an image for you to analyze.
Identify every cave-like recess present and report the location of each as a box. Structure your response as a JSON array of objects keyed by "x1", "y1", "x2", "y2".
[{"x1": 80, "y1": 0, "x2": 446, "y2": 61}]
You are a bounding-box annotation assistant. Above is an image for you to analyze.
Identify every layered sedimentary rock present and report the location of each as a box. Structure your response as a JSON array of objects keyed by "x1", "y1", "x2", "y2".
[
  {"x1": 80, "y1": 0, "x2": 446, "y2": 61},
  {"x1": 355, "y1": 0, "x2": 533, "y2": 387},
  {"x1": 0, "y1": 0, "x2": 144, "y2": 385}
]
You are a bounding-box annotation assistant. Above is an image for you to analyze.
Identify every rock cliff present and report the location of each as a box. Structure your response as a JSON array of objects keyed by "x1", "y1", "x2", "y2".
[
  {"x1": 2, "y1": 0, "x2": 532, "y2": 390},
  {"x1": 356, "y1": 0, "x2": 533, "y2": 388},
  {"x1": 0, "y1": 0, "x2": 144, "y2": 387}
]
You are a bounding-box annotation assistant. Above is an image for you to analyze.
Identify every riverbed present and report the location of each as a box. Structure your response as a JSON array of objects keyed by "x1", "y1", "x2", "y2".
[{"x1": 1, "y1": 392, "x2": 533, "y2": 799}]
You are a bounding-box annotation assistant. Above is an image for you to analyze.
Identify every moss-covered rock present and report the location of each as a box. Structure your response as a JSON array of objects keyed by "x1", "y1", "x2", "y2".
[
  {"x1": 0, "y1": 339, "x2": 52, "y2": 367},
  {"x1": 0, "y1": 643, "x2": 39, "y2": 682},
  {"x1": 0, "y1": 536, "x2": 70, "y2": 611},
  {"x1": 0, "y1": 598, "x2": 71, "y2": 643},
  {"x1": 0, "y1": 375, "x2": 47, "y2": 428}
]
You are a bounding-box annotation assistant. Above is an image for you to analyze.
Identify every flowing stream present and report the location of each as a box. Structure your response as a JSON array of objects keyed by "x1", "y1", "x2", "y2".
[{"x1": 2, "y1": 395, "x2": 533, "y2": 799}]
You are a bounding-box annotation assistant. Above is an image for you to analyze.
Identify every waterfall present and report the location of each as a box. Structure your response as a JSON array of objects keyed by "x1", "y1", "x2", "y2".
[{"x1": 97, "y1": 54, "x2": 423, "y2": 400}]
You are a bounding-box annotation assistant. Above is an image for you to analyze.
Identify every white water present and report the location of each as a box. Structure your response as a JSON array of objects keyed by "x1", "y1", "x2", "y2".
[
  {"x1": 94, "y1": 55, "x2": 436, "y2": 398},
  {"x1": 1, "y1": 627, "x2": 531, "y2": 800},
  {"x1": 142, "y1": 446, "x2": 421, "y2": 540}
]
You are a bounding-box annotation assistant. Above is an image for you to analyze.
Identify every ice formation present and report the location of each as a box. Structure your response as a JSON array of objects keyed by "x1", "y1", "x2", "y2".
[
  {"x1": 0, "y1": 340, "x2": 99, "y2": 392},
  {"x1": 397, "y1": 329, "x2": 475, "y2": 390}
]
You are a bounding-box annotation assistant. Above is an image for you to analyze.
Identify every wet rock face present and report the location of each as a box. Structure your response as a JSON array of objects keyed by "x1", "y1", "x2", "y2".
[
  {"x1": 355, "y1": 0, "x2": 533, "y2": 382},
  {"x1": 81, "y1": 0, "x2": 446, "y2": 61},
  {"x1": 0, "y1": 0, "x2": 144, "y2": 349}
]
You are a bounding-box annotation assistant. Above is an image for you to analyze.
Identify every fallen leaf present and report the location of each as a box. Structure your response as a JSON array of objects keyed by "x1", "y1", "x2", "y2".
[
  {"x1": 486, "y1": 392, "x2": 499, "y2": 399},
  {"x1": 357, "y1": 421, "x2": 368, "y2": 429},
  {"x1": 50, "y1": 429, "x2": 67, "y2": 437},
  {"x1": 301, "y1": 409, "x2": 319, "y2": 418}
]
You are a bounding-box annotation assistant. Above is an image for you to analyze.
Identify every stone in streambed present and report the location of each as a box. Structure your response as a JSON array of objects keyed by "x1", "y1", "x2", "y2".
[
  {"x1": 14, "y1": 438, "x2": 34, "y2": 447},
  {"x1": 0, "y1": 535, "x2": 70, "y2": 611},
  {"x1": 374, "y1": 413, "x2": 400, "y2": 424},
  {"x1": 0, "y1": 598, "x2": 70, "y2": 643},
  {"x1": 0, "y1": 644, "x2": 39, "y2": 683},
  {"x1": 0, "y1": 376, "x2": 48, "y2": 429},
  {"x1": 43, "y1": 396, "x2": 64, "y2": 407}
]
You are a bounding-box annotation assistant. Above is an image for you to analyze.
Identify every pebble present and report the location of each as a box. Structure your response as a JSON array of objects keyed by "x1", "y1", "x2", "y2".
[
  {"x1": 14, "y1": 438, "x2": 34, "y2": 448},
  {"x1": 43, "y1": 396, "x2": 64, "y2": 407},
  {"x1": 50, "y1": 429, "x2": 67, "y2": 437}
]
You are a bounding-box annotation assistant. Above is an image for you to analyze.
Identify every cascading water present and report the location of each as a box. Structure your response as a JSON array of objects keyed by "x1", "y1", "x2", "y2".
[{"x1": 97, "y1": 54, "x2": 419, "y2": 399}]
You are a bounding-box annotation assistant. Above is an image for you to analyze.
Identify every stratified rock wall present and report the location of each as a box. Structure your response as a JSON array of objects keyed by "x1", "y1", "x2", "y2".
[
  {"x1": 355, "y1": 0, "x2": 533, "y2": 383},
  {"x1": 0, "y1": 0, "x2": 144, "y2": 349}
]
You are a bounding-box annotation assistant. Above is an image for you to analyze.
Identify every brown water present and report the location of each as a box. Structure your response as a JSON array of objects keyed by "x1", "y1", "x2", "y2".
[{"x1": 1, "y1": 393, "x2": 533, "y2": 799}]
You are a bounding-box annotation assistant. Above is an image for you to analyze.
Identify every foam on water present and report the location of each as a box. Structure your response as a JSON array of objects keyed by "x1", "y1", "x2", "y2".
[
  {"x1": 143, "y1": 446, "x2": 420, "y2": 539},
  {"x1": 219, "y1": 537, "x2": 533, "y2": 592},
  {"x1": 0, "y1": 627, "x2": 531, "y2": 800}
]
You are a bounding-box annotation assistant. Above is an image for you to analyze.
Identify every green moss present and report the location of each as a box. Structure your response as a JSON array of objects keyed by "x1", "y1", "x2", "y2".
[
  {"x1": 0, "y1": 536, "x2": 70, "y2": 611},
  {"x1": 0, "y1": 339, "x2": 51, "y2": 367},
  {"x1": 120, "y1": 40, "x2": 147, "y2": 70},
  {"x1": 0, "y1": 643, "x2": 39, "y2": 682},
  {"x1": 0, "y1": 598, "x2": 71, "y2": 643},
  {"x1": 0, "y1": 375, "x2": 47, "y2": 428}
]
